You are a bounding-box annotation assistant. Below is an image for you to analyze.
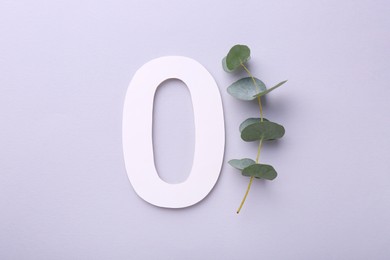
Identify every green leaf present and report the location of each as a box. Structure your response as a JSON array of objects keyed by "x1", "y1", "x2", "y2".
[
  {"x1": 222, "y1": 57, "x2": 234, "y2": 73},
  {"x1": 226, "y1": 45, "x2": 250, "y2": 71},
  {"x1": 228, "y1": 158, "x2": 256, "y2": 170},
  {"x1": 242, "y1": 163, "x2": 277, "y2": 180},
  {"x1": 239, "y1": 118, "x2": 269, "y2": 133},
  {"x1": 227, "y1": 77, "x2": 266, "y2": 101},
  {"x1": 253, "y1": 80, "x2": 287, "y2": 98},
  {"x1": 241, "y1": 121, "x2": 285, "y2": 141}
]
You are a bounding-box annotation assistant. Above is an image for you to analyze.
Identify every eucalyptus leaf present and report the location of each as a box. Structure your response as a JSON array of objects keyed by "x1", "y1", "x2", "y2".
[
  {"x1": 228, "y1": 158, "x2": 256, "y2": 170},
  {"x1": 227, "y1": 77, "x2": 266, "y2": 101},
  {"x1": 226, "y1": 45, "x2": 250, "y2": 71},
  {"x1": 222, "y1": 57, "x2": 234, "y2": 73},
  {"x1": 242, "y1": 163, "x2": 277, "y2": 180},
  {"x1": 241, "y1": 121, "x2": 285, "y2": 141},
  {"x1": 239, "y1": 118, "x2": 269, "y2": 133},
  {"x1": 253, "y1": 80, "x2": 287, "y2": 98}
]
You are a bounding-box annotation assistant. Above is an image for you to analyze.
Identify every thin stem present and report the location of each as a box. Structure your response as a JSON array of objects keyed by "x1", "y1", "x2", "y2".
[
  {"x1": 236, "y1": 62, "x2": 266, "y2": 214},
  {"x1": 255, "y1": 138, "x2": 263, "y2": 163},
  {"x1": 240, "y1": 63, "x2": 264, "y2": 121},
  {"x1": 237, "y1": 138, "x2": 263, "y2": 214},
  {"x1": 237, "y1": 176, "x2": 254, "y2": 214},
  {"x1": 257, "y1": 97, "x2": 264, "y2": 122}
]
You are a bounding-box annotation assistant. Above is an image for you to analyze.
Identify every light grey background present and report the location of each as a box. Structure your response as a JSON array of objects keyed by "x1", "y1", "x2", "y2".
[{"x1": 1, "y1": 0, "x2": 389, "y2": 259}]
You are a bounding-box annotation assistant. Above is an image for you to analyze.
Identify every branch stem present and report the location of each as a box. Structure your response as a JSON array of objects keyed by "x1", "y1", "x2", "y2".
[
  {"x1": 255, "y1": 138, "x2": 263, "y2": 163},
  {"x1": 237, "y1": 176, "x2": 254, "y2": 214},
  {"x1": 236, "y1": 61, "x2": 266, "y2": 214},
  {"x1": 240, "y1": 63, "x2": 264, "y2": 121},
  {"x1": 237, "y1": 138, "x2": 263, "y2": 214}
]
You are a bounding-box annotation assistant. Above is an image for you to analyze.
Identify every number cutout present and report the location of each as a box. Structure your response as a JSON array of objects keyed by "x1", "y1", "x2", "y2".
[{"x1": 123, "y1": 56, "x2": 225, "y2": 208}]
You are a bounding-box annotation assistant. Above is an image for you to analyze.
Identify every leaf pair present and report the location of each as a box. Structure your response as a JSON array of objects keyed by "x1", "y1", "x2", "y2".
[
  {"x1": 227, "y1": 77, "x2": 287, "y2": 101},
  {"x1": 240, "y1": 118, "x2": 285, "y2": 142},
  {"x1": 228, "y1": 158, "x2": 277, "y2": 180},
  {"x1": 223, "y1": 44, "x2": 287, "y2": 100}
]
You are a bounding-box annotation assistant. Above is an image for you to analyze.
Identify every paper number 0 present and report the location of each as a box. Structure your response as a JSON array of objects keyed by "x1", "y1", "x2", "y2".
[{"x1": 122, "y1": 56, "x2": 225, "y2": 208}]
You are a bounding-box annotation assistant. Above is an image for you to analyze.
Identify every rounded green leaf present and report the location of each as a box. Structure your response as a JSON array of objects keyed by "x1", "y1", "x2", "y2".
[
  {"x1": 228, "y1": 158, "x2": 256, "y2": 171},
  {"x1": 239, "y1": 118, "x2": 269, "y2": 133},
  {"x1": 241, "y1": 121, "x2": 285, "y2": 141},
  {"x1": 227, "y1": 77, "x2": 266, "y2": 101},
  {"x1": 242, "y1": 164, "x2": 277, "y2": 180},
  {"x1": 226, "y1": 45, "x2": 250, "y2": 71},
  {"x1": 222, "y1": 57, "x2": 234, "y2": 73},
  {"x1": 253, "y1": 80, "x2": 287, "y2": 98}
]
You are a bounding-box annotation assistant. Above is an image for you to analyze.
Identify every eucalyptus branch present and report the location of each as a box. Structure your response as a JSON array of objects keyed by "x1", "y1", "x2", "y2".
[{"x1": 223, "y1": 44, "x2": 287, "y2": 214}]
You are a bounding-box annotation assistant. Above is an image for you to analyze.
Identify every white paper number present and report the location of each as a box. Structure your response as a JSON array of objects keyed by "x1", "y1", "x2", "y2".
[{"x1": 122, "y1": 56, "x2": 225, "y2": 208}]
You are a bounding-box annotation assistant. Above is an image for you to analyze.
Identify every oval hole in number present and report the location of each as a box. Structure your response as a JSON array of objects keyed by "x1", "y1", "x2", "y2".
[{"x1": 152, "y1": 79, "x2": 195, "y2": 184}]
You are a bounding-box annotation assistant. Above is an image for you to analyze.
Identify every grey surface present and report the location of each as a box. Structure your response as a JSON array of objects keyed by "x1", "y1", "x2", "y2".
[{"x1": 1, "y1": 0, "x2": 389, "y2": 259}]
